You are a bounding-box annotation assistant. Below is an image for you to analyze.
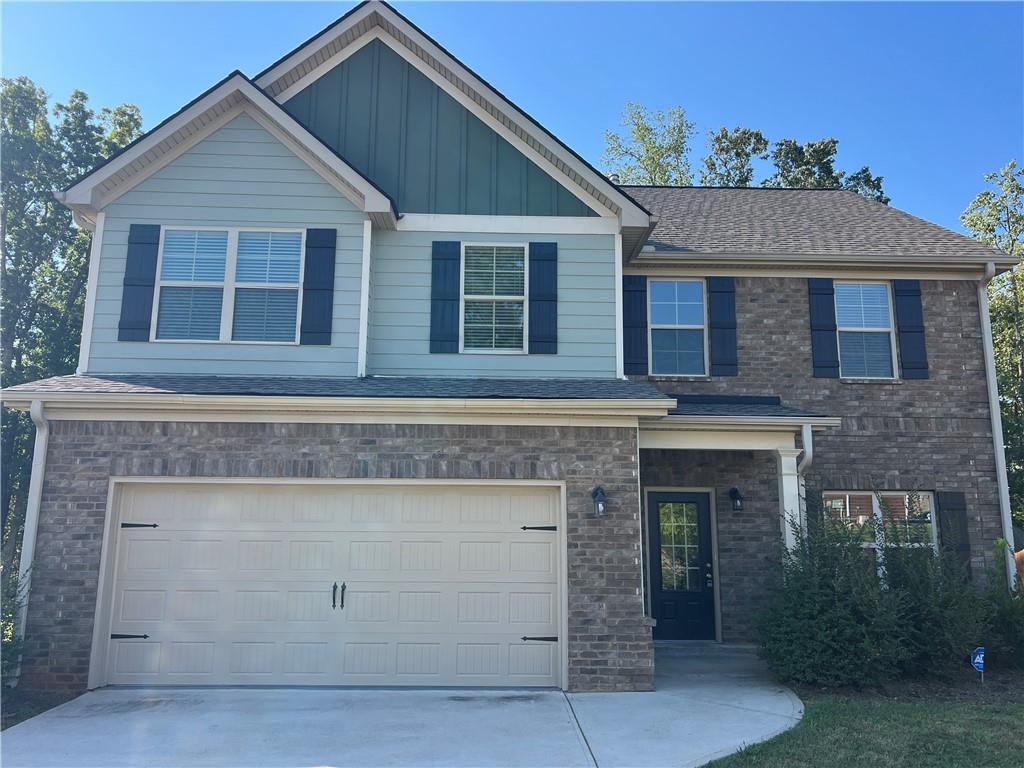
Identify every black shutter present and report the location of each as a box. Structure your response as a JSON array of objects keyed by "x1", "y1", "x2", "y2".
[
  {"x1": 936, "y1": 491, "x2": 972, "y2": 577},
  {"x1": 528, "y1": 242, "x2": 557, "y2": 354},
  {"x1": 430, "y1": 241, "x2": 460, "y2": 353},
  {"x1": 708, "y1": 277, "x2": 738, "y2": 376},
  {"x1": 808, "y1": 278, "x2": 840, "y2": 378},
  {"x1": 300, "y1": 228, "x2": 336, "y2": 345},
  {"x1": 117, "y1": 224, "x2": 161, "y2": 341},
  {"x1": 893, "y1": 279, "x2": 929, "y2": 379},
  {"x1": 623, "y1": 275, "x2": 648, "y2": 374}
]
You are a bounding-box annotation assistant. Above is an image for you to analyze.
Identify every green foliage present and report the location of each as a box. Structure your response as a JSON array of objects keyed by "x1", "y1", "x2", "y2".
[
  {"x1": 602, "y1": 102, "x2": 695, "y2": 185},
  {"x1": 962, "y1": 161, "x2": 1024, "y2": 528},
  {"x1": 1, "y1": 570, "x2": 24, "y2": 682},
  {"x1": 755, "y1": 511, "x2": 909, "y2": 687},
  {"x1": 603, "y1": 104, "x2": 888, "y2": 202},
  {"x1": 0, "y1": 77, "x2": 142, "y2": 577},
  {"x1": 757, "y1": 493, "x2": 992, "y2": 687},
  {"x1": 981, "y1": 540, "x2": 1024, "y2": 669},
  {"x1": 699, "y1": 127, "x2": 768, "y2": 187}
]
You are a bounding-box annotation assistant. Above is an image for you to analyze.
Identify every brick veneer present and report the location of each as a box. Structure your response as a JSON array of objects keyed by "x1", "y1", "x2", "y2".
[
  {"x1": 639, "y1": 277, "x2": 1004, "y2": 578},
  {"x1": 21, "y1": 421, "x2": 652, "y2": 693},
  {"x1": 640, "y1": 449, "x2": 780, "y2": 643}
]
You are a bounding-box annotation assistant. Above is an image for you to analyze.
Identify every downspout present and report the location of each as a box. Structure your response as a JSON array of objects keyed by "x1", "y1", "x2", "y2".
[
  {"x1": 979, "y1": 262, "x2": 1017, "y2": 589},
  {"x1": 794, "y1": 423, "x2": 814, "y2": 532},
  {"x1": 12, "y1": 400, "x2": 49, "y2": 686}
]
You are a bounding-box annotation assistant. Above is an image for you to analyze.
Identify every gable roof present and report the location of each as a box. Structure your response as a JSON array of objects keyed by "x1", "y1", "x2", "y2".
[
  {"x1": 624, "y1": 186, "x2": 1012, "y2": 268},
  {"x1": 253, "y1": 1, "x2": 652, "y2": 232},
  {"x1": 58, "y1": 72, "x2": 398, "y2": 229}
]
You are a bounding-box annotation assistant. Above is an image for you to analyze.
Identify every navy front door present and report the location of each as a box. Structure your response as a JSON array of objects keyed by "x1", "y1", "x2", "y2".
[{"x1": 647, "y1": 492, "x2": 716, "y2": 640}]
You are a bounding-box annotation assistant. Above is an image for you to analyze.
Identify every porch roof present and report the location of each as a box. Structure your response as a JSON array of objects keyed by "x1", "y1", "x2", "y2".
[{"x1": 668, "y1": 394, "x2": 828, "y2": 419}]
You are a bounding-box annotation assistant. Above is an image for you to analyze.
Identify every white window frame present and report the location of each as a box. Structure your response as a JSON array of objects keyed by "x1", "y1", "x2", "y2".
[
  {"x1": 458, "y1": 241, "x2": 529, "y2": 355},
  {"x1": 150, "y1": 226, "x2": 306, "y2": 345},
  {"x1": 834, "y1": 280, "x2": 899, "y2": 380},
  {"x1": 822, "y1": 490, "x2": 939, "y2": 553},
  {"x1": 646, "y1": 277, "x2": 709, "y2": 377}
]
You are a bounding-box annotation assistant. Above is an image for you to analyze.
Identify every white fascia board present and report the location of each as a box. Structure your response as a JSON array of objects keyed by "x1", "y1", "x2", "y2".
[
  {"x1": 626, "y1": 251, "x2": 1017, "y2": 274},
  {"x1": 0, "y1": 391, "x2": 675, "y2": 420},
  {"x1": 58, "y1": 74, "x2": 396, "y2": 226},
  {"x1": 396, "y1": 214, "x2": 619, "y2": 235},
  {"x1": 255, "y1": 3, "x2": 650, "y2": 229},
  {"x1": 641, "y1": 414, "x2": 842, "y2": 432}
]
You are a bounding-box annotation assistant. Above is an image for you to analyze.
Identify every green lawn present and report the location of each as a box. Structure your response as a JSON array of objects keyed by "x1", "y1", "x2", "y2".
[{"x1": 709, "y1": 695, "x2": 1023, "y2": 768}]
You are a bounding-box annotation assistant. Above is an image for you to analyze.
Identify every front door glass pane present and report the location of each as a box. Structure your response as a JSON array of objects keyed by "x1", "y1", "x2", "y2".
[{"x1": 658, "y1": 502, "x2": 700, "y2": 591}]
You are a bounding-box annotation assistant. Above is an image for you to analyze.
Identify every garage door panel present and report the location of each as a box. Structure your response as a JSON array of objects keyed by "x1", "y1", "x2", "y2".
[{"x1": 105, "y1": 483, "x2": 561, "y2": 687}]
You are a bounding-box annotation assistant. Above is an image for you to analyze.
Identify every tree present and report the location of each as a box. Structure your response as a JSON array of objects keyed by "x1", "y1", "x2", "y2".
[
  {"x1": 763, "y1": 138, "x2": 845, "y2": 189},
  {"x1": 0, "y1": 78, "x2": 142, "y2": 573},
  {"x1": 602, "y1": 102, "x2": 695, "y2": 185},
  {"x1": 699, "y1": 126, "x2": 768, "y2": 187},
  {"x1": 763, "y1": 137, "x2": 890, "y2": 203},
  {"x1": 962, "y1": 161, "x2": 1024, "y2": 526}
]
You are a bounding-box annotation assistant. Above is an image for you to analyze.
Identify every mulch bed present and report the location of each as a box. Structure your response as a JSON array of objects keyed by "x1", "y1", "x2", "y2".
[
  {"x1": 1, "y1": 688, "x2": 78, "y2": 730},
  {"x1": 792, "y1": 665, "x2": 1023, "y2": 705}
]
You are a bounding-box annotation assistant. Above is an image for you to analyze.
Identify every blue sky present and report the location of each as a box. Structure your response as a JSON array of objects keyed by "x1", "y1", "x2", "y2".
[{"x1": 3, "y1": 1, "x2": 1022, "y2": 231}]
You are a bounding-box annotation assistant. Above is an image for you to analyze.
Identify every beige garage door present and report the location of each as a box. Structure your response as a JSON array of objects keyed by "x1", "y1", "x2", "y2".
[{"x1": 100, "y1": 483, "x2": 561, "y2": 687}]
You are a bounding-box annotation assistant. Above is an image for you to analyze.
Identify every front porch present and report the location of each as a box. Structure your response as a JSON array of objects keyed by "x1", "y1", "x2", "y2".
[{"x1": 638, "y1": 395, "x2": 840, "y2": 643}]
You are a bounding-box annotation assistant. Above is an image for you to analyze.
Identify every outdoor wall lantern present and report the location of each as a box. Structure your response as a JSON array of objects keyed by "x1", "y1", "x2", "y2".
[
  {"x1": 591, "y1": 486, "x2": 608, "y2": 516},
  {"x1": 728, "y1": 487, "x2": 744, "y2": 511}
]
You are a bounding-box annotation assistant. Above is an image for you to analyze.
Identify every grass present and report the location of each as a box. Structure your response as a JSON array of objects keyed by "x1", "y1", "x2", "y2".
[{"x1": 709, "y1": 671, "x2": 1024, "y2": 768}]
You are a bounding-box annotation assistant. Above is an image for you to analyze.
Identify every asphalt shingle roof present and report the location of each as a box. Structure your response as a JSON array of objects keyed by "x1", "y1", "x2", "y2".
[
  {"x1": 668, "y1": 394, "x2": 828, "y2": 419},
  {"x1": 622, "y1": 186, "x2": 1004, "y2": 260},
  {"x1": 3, "y1": 374, "x2": 671, "y2": 401}
]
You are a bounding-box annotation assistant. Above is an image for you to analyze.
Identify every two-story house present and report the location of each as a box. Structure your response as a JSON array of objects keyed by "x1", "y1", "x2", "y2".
[{"x1": 3, "y1": 1, "x2": 1016, "y2": 695}]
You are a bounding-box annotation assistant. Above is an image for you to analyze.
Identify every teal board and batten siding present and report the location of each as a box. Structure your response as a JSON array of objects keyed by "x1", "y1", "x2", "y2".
[
  {"x1": 367, "y1": 231, "x2": 618, "y2": 377},
  {"x1": 284, "y1": 38, "x2": 597, "y2": 218},
  {"x1": 87, "y1": 113, "x2": 365, "y2": 377}
]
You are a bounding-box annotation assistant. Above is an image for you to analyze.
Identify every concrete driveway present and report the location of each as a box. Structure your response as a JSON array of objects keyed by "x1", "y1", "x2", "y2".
[{"x1": 1, "y1": 646, "x2": 801, "y2": 768}]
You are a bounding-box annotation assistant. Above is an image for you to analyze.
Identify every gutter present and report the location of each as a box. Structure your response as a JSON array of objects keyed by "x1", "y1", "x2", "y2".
[
  {"x1": 12, "y1": 400, "x2": 49, "y2": 687},
  {"x1": 979, "y1": 262, "x2": 1017, "y2": 589}
]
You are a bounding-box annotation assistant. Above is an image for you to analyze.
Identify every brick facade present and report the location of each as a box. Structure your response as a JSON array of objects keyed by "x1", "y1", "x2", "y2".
[
  {"x1": 21, "y1": 421, "x2": 652, "y2": 694},
  {"x1": 638, "y1": 277, "x2": 1004, "y2": 638},
  {"x1": 641, "y1": 449, "x2": 780, "y2": 643}
]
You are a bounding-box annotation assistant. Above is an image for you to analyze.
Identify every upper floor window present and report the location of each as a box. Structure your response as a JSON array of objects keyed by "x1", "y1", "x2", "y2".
[
  {"x1": 834, "y1": 282, "x2": 896, "y2": 378},
  {"x1": 461, "y1": 244, "x2": 526, "y2": 352},
  {"x1": 154, "y1": 228, "x2": 303, "y2": 343},
  {"x1": 649, "y1": 279, "x2": 706, "y2": 375}
]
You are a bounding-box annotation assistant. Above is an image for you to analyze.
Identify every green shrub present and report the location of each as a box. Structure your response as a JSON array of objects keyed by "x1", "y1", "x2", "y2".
[
  {"x1": 757, "y1": 492, "x2": 1023, "y2": 687},
  {"x1": 980, "y1": 540, "x2": 1024, "y2": 670},
  {"x1": 1, "y1": 570, "x2": 24, "y2": 683},
  {"x1": 755, "y1": 509, "x2": 909, "y2": 687}
]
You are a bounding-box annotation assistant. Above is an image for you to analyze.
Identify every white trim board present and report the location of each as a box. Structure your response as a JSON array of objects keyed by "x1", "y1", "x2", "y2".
[{"x1": 76, "y1": 212, "x2": 105, "y2": 375}]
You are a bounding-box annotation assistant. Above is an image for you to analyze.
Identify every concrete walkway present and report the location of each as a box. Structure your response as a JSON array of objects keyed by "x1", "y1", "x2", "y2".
[{"x1": 1, "y1": 645, "x2": 801, "y2": 768}]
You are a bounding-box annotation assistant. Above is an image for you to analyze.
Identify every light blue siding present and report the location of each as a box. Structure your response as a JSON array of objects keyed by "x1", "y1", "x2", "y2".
[
  {"x1": 366, "y1": 231, "x2": 617, "y2": 377},
  {"x1": 88, "y1": 113, "x2": 366, "y2": 377}
]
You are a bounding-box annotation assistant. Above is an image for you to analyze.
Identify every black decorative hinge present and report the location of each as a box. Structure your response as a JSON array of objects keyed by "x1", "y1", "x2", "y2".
[
  {"x1": 521, "y1": 636, "x2": 558, "y2": 642},
  {"x1": 121, "y1": 523, "x2": 158, "y2": 529},
  {"x1": 520, "y1": 525, "x2": 557, "y2": 531},
  {"x1": 110, "y1": 633, "x2": 149, "y2": 639}
]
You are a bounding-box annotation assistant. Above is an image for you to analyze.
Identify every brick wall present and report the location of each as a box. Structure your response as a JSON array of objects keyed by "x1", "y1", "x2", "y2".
[
  {"x1": 641, "y1": 449, "x2": 781, "y2": 643},
  {"x1": 21, "y1": 421, "x2": 652, "y2": 693},
  {"x1": 639, "y1": 277, "x2": 1004, "y2": 577}
]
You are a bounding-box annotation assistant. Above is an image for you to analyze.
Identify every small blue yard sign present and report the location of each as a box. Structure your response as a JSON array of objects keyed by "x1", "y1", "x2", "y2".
[{"x1": 971, "y1": 647, "x2": 985, "y2": 673}]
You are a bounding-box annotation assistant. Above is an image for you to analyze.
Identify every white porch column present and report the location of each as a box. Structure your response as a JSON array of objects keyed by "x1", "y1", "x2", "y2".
[{"x1": 776, "y1": 448, "x2": 803, "y2": 551}]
